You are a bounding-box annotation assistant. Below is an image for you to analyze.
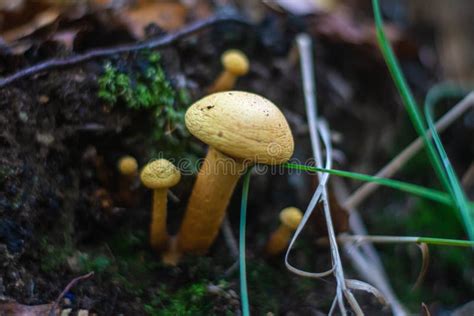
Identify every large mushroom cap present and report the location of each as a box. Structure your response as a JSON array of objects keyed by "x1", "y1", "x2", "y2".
[
  {"x1": 140, "y1": 159, "x2": 181, "y2": 189},
  {"x1": 185, "y1": 91, "x2": 294, "y2": 164},
  {"x1": 221, "y1": 50, "x2": 249, "y2": 76},
  {"x1": 280, "y1": 207, "x2": 303, "y2": 230}
]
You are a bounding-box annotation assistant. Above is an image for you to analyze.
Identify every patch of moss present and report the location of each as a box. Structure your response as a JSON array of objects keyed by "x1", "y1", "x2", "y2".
[
  {"x1": 373, "y1": 198, "x2": 474, "y2": 309},
  {"x1": 39, "y1": 236, "x2": 74, "y2": 272},
  {"x1": 144, "y1": 282, "x2": 214, "y2": 316},
  {"x1": 98, "y1": 51, "x2": 199, "y2": 172},
  {"x1": 98, "y1": 51, "x2": 185, "y2": 142},
  {"x1": 78, "y1": 253, "x2": 111, "y2": 274}
]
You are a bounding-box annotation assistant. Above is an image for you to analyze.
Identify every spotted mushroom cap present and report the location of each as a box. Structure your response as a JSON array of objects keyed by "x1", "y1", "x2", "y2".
[
  {"x1": 221, "y1": 50, "x2": 249, "y2": 76},
  {"x1": 185, "y1": 91, "x2": 294, "y2": 165},
  {"x1": 279, "y1": 207, "x2": 303, "y2": 230},
  {"x1": 118, "y1": 155, "x2": 138, "y2": 176},
  {"x1": 140, "y1": 159, "x2": 181, "y2": 189}
]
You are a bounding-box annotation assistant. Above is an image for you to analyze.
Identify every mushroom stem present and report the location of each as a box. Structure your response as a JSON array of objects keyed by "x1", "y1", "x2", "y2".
[
  {"x1": 161, "y1": 236, "x2": 181, "y2": 266},
  {"x1": 177, "y1": 147, "x2": 247, "y2": 254},
  {"x1": 208, "y1": 71, "x2": 236, "y2": 93},
  {"x1": 265, "y1": 207, "x2": 302, "y2": 256},
  {"x1": 265, "y1": 225, "x2": 293, "y2": 256},
  {"x1": 150, "y1": 189, "x2": 169, "y2": 250},
  {"x1": 140, "y1": 159, "x2": 181, "y2": 254}
]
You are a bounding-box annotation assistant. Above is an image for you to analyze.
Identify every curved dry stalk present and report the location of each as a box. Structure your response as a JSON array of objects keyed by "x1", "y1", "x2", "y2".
[
  {"x1": 413, "y1": 243, "x2": 430, "y2": 290},
  {"x1": 344, "y1": 92, "x2": 474, "y2": 210},
  {"x1": 294, "y1": 33, "x2": 362, "y2": 315},
  {"x1": 346, "y1": 279, "x2": 388, "y2": 306},
  {"x1": 326, "y1": 235, "x2": 474, "y2": 247},
  {"x1": 332, "y1": 178, "x2": 408, "y2": 316}
]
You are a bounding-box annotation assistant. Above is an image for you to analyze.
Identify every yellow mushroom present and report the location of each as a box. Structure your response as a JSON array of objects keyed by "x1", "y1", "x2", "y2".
[
  {"x1": 118, "y1": 155, "x2": 138, "y2": 177},
  {"x1": 207, "y1": 50, "x2": 249, "y2": 93},
  {"x1": 117, "y1": 155, "x2": 139, "y2": 205},
  {"x1": 265, "y1": 207, "x2": 303, "y2": 256},
  {"x1": 177, "y1": 91, "x2": 294, "y2": 254},
  {"x1": 140, "y1": 159, "x2": 181, "y2": 251}
]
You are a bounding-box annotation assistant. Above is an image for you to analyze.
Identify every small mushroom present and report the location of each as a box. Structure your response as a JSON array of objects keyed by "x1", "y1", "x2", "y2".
[
  {"x1": 265, "y1": 207, "x2": 303, "y2": 256},
  {"x1": 207, "y1": 49, "x2": 249, "y2": 93},
  {"x1": 177, "y1": 91, "x2": 294, "y2": 254},
  {"x1": 118, "y1": 155, "x2": 138, "y2": 177},
  {"x1": 117, "y1": 155, "x2": 138, "y2": 205},
  {"x1": 140, "y1": 159, "x2": 181, "y2": 251}
]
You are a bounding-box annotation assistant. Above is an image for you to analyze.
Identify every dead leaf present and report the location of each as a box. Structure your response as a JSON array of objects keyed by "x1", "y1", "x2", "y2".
[
  {"x1": 264, "y1": 0, "x2": 338, "y2": 15},
  {"x1": 421, "y1": 303, "x2": 432, "y2": 316},
  {"x1": 413, "y1": 243, "x2": 430, "y2": 290},
  {"x1": 0, "y1": 301, "x2": 57, "y2": 316},
  {"x1": 120, "y1": 2, "x2": 187, "y2": 39},
  {"x1": 346, "y1": 279, "x2": 388, "y2": 306},
  {"x1": 1, "y1": 8, "x2": 60, "y2": 43},
  {"x1": 308, "y1": 8, "x2": 415, "y2": 58}
]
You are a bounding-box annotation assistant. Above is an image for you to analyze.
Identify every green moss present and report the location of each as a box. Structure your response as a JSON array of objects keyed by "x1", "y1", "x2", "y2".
[
  {"x1": 98, "y1": 52, "x2": 175, "y2": 110},
  {"x1": 39, "y1": 236, "x2": 74, "y2": 272},
  {"x1": 78, "y1": 253, "x2": 111, "y2": 274},
  {"x1": 98, "y1": 52, "x2": 187, "y2": 142},
  {"x1": 98, "y1": 51, "x2": 198, "y2": 171},
  {"x1": 372, "y1": 198, "x2": 474, "y2": 309},
  {"x1": 144, "y1": 282, "x2": 214, "y2": 316}
]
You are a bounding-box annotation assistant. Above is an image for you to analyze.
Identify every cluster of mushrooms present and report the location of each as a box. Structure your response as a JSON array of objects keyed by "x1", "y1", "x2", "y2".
[{"x1": 135, "y1": 50, "x2": 303, "y2": 264}]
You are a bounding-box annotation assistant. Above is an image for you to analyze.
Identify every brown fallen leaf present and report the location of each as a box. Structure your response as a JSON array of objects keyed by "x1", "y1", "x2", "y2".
[
  {"x1": 308, "y1": 7, "x2": 417, "y2": 58},
  {"x1": 120, "y1": 2, "x2": 187, "y2": 39},
  {"x1": 265, "y1": 0, "x2": 338, "y2": 15},
  {"x1": 1, "y1": 8, "x2": 60, "y2": 43},
  {"x1": 0, "y1": 301, "x2": 58, "y2": 316}
]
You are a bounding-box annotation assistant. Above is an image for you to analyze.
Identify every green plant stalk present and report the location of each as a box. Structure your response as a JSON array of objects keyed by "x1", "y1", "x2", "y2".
[
  {"x1": 424, "y1": 84, "x2": 474, "y2": 239},
  {"x1": 239, "y1": 168, "x2": 253, "y2": 316},
  {"x1": 283, "y1": 163, "x2": 451, "y2": 206},
  {"x1": 418, "y1": 236, "x2": 474, "y2": 247},
  {"x1": 335, "y1": 235, "x2": 474, "y2": 247},
  {"x1": 372, "y1": 0, "x2": 451, "y2": 195}
]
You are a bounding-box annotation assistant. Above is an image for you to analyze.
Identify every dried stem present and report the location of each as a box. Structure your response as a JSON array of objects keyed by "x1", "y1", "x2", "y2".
[
  {"x1": 344, "y1": 92, "x2": 474, "y2": 210},
  {"x1": 49, "y1": 271, "x2": 94, "y2": 316},
  {"x1": 296, "y1": 33, "x2": 361, "y2": 315},
  {"x1": 332, "y1": 177, "x2": 408, "y2": 316},
  {"x1": 321, "y1": 235, "x2": 474, "y2": 247},
  {"x1": 221, "y1": 215, "x2": 239, "y2": 258}
]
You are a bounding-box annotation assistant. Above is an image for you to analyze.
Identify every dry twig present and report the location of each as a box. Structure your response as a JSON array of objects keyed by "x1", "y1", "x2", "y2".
[
  {"x1": 49, "y1": 271, "x2": 94, "y2": 316},
  {"x1": 0, "y1": 15, "x2": 250, "y2": 88},
  {"x1": 344, "y1": 92, "x2": 474, "y2": 210},
  {"x1": 291, "y1": 33, "x2": 362, "y2": 315}
]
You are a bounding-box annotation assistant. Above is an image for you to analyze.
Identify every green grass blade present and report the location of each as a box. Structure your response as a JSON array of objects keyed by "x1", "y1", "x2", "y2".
[
  {"x1": 372, "y1": 0, "x2": 451, "y2": 194},
  {"x1": 418, "y1": 237, "x2": 474, "y2": 247},
  {"x1": 239, "y1": 168, "x2": 253, "y2": 316},
  {"x1": 283, "y1": 162, "x2": 451, "y2": 206},
  {"x1": 424, "y1": 84, "x2": 474, "y2": 239}
]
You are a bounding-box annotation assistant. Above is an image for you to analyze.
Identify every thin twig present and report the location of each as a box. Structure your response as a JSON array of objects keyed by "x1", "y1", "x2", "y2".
[
  {"x1": 0, "y1": 15, "x2": 250, "y2": 88},
  {"x1": 332, "y1": 177, "x2": 408, "y2": 316},
  {"x1": 344, "y1": 92, "x2": 474, "y2": 210},
  {"x1": 221, "y1": 215, "x2": 239, "y2": 258},
  {"x1": 320, "y1": 235, "x2": 474, "y2": 247},
  {"x1": 296, "y1": 33, "x2": 361, "y2": 315},
  {"x1": 49, "y1": 272, "x2": 94, "y2": 316}
]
